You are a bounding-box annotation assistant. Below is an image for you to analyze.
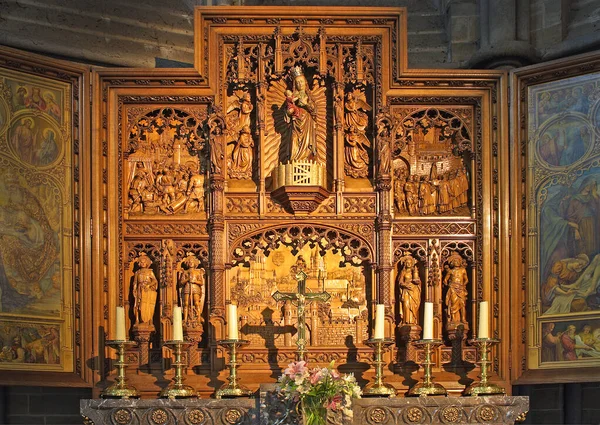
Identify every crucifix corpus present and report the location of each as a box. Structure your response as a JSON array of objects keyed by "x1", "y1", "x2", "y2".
[{"x1": 272, "y1": 267, "x2": 331, "y2": 362}]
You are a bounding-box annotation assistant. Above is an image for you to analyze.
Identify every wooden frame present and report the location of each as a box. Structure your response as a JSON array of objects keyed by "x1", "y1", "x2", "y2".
[
  {"x1": 0, "y1": 46, "x2": 92, "y2": 386},
  {"x1": 512, "y1": 50, "x2": 600, "y2": 384}
]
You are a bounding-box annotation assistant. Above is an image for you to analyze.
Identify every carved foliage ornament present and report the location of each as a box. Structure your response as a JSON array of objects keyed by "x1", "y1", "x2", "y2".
[{"x1": 229, "y1": 224, "x2": 373, "y2": 266}]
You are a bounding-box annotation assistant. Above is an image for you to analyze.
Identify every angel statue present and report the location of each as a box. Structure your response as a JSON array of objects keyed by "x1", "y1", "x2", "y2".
[
  {"x1": 344, "y1": 89, "x2": 372, "y2": 178},
  {"x1": 177, "y1": 252, "x2": 206, "y2": 326},
  {"x1": 396, "y1": 251, "x2": 422, "y2": 326}
]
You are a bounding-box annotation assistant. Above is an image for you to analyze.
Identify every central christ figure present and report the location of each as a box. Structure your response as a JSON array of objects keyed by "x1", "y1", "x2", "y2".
[{"x1": 285, "y1": 66, "x2": 318, "y2": 162}]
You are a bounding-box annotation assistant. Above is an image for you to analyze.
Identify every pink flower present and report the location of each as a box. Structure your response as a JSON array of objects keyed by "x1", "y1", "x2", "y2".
[
  {"x1": 284, "y1": 361, "x2": 307, "y2": 377},
  {"x1": 310, "y1": 369, "x2": 323, "y2": 384}
]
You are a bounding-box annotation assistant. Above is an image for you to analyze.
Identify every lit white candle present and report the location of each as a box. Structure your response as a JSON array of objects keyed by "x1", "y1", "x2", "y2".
[
  {"x1": 478, "y1": 301, "x2": 489, "y2": 339},
  {"x1": 115, "y1": 306, "x2": 126, "y2": 341},
  {"x1": 227, "y1": 304, "x2": 239, "y2": 340},
  {"x1": 423, "y1": 302, "x2": 433, "y2": 340},
  {"x1": 173, "y1": 306, "x2": 183, "y2": 341},
  {"x1": 374, "y1": 304, "x2": 385, "y2": 339}
]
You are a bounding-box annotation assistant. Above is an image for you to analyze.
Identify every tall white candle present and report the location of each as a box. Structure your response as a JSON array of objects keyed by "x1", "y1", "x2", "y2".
[
  {"x1": 173, "y1": 306, "x2": 183, "y2": 341},
  {"x1": 115, "y1": 306, "x2": 126, "y2": 341},
  {"x1": 227, "y1": 304, "x2": 239, "y2": 340},
  {"x1": 423, "y1": 302, "x2": 433, "y2": 340},
  {"x1": 374, "y1": 304, "x2": 385, "y2": 339},
  {"x1": 478, "y1": 301, "x2": 489, "y2": 339}
]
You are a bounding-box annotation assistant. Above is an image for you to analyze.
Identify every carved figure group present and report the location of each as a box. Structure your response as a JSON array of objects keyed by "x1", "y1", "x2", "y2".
[
  {"x1": 394, "y1": 165, "x2": 469, "y2": 216},
  {"x1": 396, "y1": 252, "x2": 422, "y2": 326},
  {"x1": 178, "y1": 253, "x2": 206, "y2": 326},
  {"x1": 443, "y1": 251, "x2": 469, "y2": 325},
  {"x1": 127, "y1": 162, "x2": 205, "y2": 215},
  {"x1": 285, "y1": 66, "x2": 317, "y2": 162},
  {"x1": 132, "y1": 253, "x2": 159, "y2": 326}
]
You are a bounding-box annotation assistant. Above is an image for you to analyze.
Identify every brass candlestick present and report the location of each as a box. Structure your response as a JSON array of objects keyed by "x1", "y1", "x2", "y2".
[
  {"x1": 407, "y1": 339, "x2": 447, "y2": 396},
  {"x1": 159, "y1": 340, "x2": 197, "y2": 399},
  {"x1": 464, "y1": 338, "x2": 505, "y2": 396},
  {"x1": 363, "y1": 338, "x2": 396, "y2": 397},
  {"x1": 101, "y1": 340, "x2": 139, "y2": 399},
  {"x1": 215, "y1": 339, "x2": 254, "y2": 398}
]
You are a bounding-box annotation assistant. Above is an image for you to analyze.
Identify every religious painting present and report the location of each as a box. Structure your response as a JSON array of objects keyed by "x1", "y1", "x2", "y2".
[
  {"x1": 522, "y1": 64, "x2": 600, "y2": 372},
  {"x1": 0, "y1": 67, "x2": 75, "y2": 373},
  {"x1": 540, "y1": 317, "x2": 600, "y2": 364}
]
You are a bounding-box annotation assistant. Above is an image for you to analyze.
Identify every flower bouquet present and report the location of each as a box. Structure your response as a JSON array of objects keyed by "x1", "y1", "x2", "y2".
[{"x1": 276, "y1": 361, "x2": 362, "y2": 425}]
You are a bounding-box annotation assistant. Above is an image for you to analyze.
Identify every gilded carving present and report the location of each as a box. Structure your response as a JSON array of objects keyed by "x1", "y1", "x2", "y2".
[
  {"x1": 476, "y1": 405, "x2": 497, "y2": 422},
  {"x1": 226, "y1": 89, "x2": 254, "y2": 180},
  {"x1": 367, "y1": 407, "x2": 388, "y2": 424},
  {"x1": 263, "y1": 68, "x2": 327, "y2": 182},
  {"x1": 150, "y1": 408, "x2": 169, "y2": 424},
  {"x1": 391, "y1": 107, "x2": 472, "y2": 217},
  {"x1": 112, "y1": 409, "x2": 132, "y2": 425},
  {"x1": 186, "y1": 409, "x2": 206, "y2": 425},
  {"x1": 125, "y1": 107, "x2": 207, "y2": 217},
  {"x1": 223, "y1": 408, "x2": 243, "y2": 424},
  {"x1": 440, "y1": 406, "x2": 461, "y2": 423},
  {"x1": 396, "y1": 251, "x2": 422, "y2": 325},
  {"x1": 132, "y1": 252, "x2": 159, "y2": 329},
  {"x1": 393, "y1": 222, "x2": 475, "y2": 236},
  {"x1": 125, "y1": 223, "x2": 208, "y2": 236},
  {"x1": 226, "y1": 196, "x2": 259, "y2": 214},
  {"x1": 177, "y1": 253, "x2": 206, "y2": 328},
  {"x1": 344, "y1": 87, "x2": 372, "y2": 178},
  {"x1": 443, "y1": 251, "x2": 469, "y2": 328},
  {"x1": 343, "y1": 196, "x2": 376, "y2": 214},
  {"x1": 404, "y1": 407, "x2": 424, "y2": 424}
]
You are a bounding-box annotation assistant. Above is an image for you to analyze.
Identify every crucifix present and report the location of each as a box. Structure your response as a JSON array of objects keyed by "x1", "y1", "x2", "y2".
[{"x1": 272, "y1": 268, "x2": 330, "y2": 362}]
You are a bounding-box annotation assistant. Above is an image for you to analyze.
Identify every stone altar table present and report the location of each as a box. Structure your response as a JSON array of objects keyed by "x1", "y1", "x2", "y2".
[{"x1": 81, "y1": 395, "x2": 528, "y2": 425}]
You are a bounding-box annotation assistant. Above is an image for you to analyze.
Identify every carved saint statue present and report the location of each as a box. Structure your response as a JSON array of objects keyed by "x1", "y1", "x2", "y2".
[
  {"x1": 178, "y1": 253, "x2": 206, "y2": 326},
  {"x1": 396, "y1": 252, "x2": 421, "y2": 325},
  {"x1": 344, "y1": 89, "x2": 371, "y2": 178},
  {"x1": 285, "y1": 66, "x2": 317, "y2": 162},
  {"x1": 132, "y1": 252, "x2": 159, "y2": 326},
  {"x1": 443, "y1": 251, "x2": 469, "y2": 324},
  {"x1": 229, "y1": 125, "x2": 254, "y2": 179}
]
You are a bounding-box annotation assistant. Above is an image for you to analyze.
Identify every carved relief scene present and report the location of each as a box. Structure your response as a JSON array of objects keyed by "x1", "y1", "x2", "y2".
[
  {"x1": 391, "y1": 107, "x2": 473, "y2": 217},
  {"x1": 124, "y1": 107, "x2": 207, "y2": 218},
  {"x1": 230, "y1": 244, "x2": 369, "y2": 357}
]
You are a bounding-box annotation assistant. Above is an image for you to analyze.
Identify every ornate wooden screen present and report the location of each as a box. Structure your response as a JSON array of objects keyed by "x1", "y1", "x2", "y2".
[
  {"x1": 93, "y1": 7, "x2": 509, "y2": 396},
  {"x1": 0, "y1": 46, "x2": 91, "y2": 386}
]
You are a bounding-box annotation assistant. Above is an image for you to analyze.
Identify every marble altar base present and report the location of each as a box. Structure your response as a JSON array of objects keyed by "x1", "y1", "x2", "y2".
[{"x1": 81, "y1": 393, "x2": 528, "y2": 425}]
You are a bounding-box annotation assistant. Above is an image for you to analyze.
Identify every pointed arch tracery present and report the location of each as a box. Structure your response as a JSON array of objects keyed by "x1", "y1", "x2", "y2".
[{"x1": 228, "y1": 223, "x2": 375, "y2": 267}]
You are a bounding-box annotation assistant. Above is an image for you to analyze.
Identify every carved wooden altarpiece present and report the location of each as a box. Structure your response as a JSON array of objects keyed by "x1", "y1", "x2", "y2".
[{"x1": 91, "y1": 7, "x2": 509, "y2": 397}]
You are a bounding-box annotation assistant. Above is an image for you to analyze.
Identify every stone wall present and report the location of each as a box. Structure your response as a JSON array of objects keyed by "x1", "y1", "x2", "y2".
[{"x1": 0, "y1": 386, "x2": 92, "y2": 425}]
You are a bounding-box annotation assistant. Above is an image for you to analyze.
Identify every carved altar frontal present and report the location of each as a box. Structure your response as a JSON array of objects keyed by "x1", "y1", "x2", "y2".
[{"x1": 93, "y1": 6, "x2": 506, "y2": 397}]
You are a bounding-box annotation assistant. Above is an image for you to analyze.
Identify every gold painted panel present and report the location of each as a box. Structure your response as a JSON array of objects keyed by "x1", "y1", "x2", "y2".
[{"x1": 0, "y1": 69, "x2": 73, "y2": 372}]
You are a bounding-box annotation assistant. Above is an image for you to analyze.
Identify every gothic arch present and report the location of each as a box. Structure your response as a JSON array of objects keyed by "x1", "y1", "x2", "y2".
[{"x1": 227, "y1": 223, "x2": 375, "y2": 267}]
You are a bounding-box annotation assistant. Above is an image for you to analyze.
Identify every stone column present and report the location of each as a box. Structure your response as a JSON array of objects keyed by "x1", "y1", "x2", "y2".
[{"x1": 468, "y1": 0, "x2": 537, "y2": 68}]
